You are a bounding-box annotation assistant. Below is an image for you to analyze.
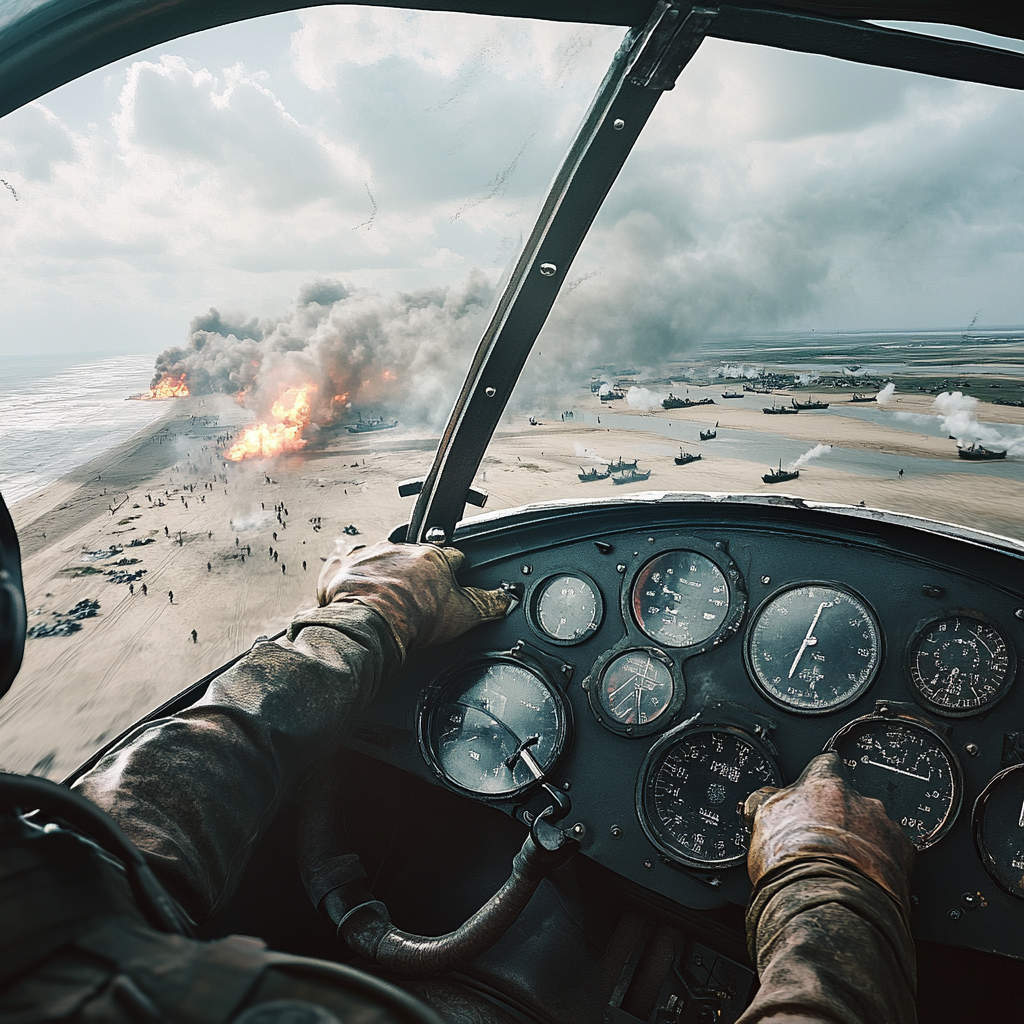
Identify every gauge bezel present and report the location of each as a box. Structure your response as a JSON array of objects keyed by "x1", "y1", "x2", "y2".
[
  {"x1": 825, "y1": 709, "x2": 963, "y2": 851},
  {"x1": 525, "y1": 571, "x2": 604, "y2": 646},
  {"x1": 585, "y1": 642, "x2": 684, "y2": 738},
  {"x1": 417, "y1": 651, "x2": 572, "y2": 802},
  {"x1": 904, "y1": 611, "x2": 1017, "y2": 719},
  {"x1": 743, "y1": 581, "x2": 883, "y2": 716},
  {"x1": 973, "y1": 764, "x2": 1024, "y2": 900},
  {"x1": 624, "y1": 537, "x2": 747, "y2": 655},
  {"x1": 636, "y1": 721, "x2": 783, "y2": 869}
]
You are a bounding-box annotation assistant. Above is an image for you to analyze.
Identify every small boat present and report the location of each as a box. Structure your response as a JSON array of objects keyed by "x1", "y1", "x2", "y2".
[
  {"x1": 764, "y1": 405, "x2": 799, "y2": 415},
  {"x1": 957, "y1": 443, "x2": 1007, "y2": 461},
  {"x1": 721, "y1": 391, "x2": 744, "y2": 399},
  {"x1": 675, "y1": 450, "x2": 701, "y2": 465},
  {"x1": 608, "y1": 456, "x2": 638, "y2": 473},
  {"x1": 578, "y1": 466, "x2": 611, "y2": 482},
  {"x1": 791, "y1": 397, "x2": 829, "y2": 410},
  {"x1": 850, "y1": 393, "x2": 877, "y2": 402},
  {"x1": 763, "y1": 461, "x2": 800, "y2": 484},
  {"x1": 699, "y1": 423, "x2": 718, "y2": 440},
  {"x1": 612, "y1": 467, "x2": 652, "y2": 484}
]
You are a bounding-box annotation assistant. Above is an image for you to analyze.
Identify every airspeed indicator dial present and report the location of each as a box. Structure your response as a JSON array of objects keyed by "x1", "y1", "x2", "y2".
[{"x1": 746, "y1": 584, "x2": 881, "y2": 714}]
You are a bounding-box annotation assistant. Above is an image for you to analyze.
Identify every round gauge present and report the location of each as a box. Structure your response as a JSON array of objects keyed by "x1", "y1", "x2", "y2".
[
  {"x1": 827, "y1": 714, "x2": 962, "y2": 849},
  {"x1": 746, "y1": 584, "x2": 882, "y2": 714},
  {"x1": 974, "y1": 765, "x2": 1024, "y2": 899},
  {"x1": 638, "y1": 725, "x2": 782, "y2": 868},
  {"x1": 419, "y1": 658, "x2": 569, "y2": 799},
  {"x1": 631, "y1": 551, "x2": 731, "y2": 648},
  {"x1": 530, "y1": 573, "x2": 602, "y2": 644},
  {"x1": 909, "y1": 615, "x2": 1015, "y2": 717},
  {"x1": 593, "y1": 648, "x2": 678, "y2": 736}
]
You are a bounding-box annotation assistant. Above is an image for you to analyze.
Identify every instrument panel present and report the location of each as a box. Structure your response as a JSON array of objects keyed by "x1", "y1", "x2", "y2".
[{"x1": 351, "y1": 496, "x2": 1024, "y2": 960}]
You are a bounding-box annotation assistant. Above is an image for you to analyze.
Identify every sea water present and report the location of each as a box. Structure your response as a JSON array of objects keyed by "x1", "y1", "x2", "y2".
[{"x1": 0, "y1": 354, "x2": 169, "y2": 505}]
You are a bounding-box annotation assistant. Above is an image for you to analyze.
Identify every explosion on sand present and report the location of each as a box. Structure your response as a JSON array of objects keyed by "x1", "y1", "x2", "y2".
[
  {"x1": 132, "y1": 374, "x2": 190, "y2": 400},
  {"x1": 226, "y1": 385, "x2": 315, "y2": 461}
]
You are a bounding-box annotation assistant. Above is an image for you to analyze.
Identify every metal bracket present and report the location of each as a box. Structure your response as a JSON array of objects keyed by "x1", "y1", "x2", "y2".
[
  {"x1": 398, "y1": 477, "x2": 488, "y2": 508},
  {"x1": 628, "y1": 4, "x2": 719, "y2": 91}
]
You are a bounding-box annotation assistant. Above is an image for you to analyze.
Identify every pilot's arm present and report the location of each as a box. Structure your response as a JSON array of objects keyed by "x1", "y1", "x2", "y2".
[
  {"x1": 738, "y1": 753, "x2": 918, "y2": 1024},
  {"x1": 74, "y1": 542, "x2": 510, "y2": 923}
]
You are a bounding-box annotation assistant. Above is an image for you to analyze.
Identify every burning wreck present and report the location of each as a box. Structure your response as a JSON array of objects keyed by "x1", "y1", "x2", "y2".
[{"x1": 129, "y1": 374, "x2": 190, "y2": 400}]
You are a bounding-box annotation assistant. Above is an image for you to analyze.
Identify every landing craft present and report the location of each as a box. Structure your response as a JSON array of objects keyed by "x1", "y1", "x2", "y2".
[{"x1": 3, "y1": 3, "x2": 1024, "y2": 1023}]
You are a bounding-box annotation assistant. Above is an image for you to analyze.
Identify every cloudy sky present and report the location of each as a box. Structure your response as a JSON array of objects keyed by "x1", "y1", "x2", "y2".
[{"x1": 1, "y1": 7, "x2": 1022, "y2": 374}]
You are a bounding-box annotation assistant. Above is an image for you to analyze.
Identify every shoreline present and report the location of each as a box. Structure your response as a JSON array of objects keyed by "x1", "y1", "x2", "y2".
[{"x1": 2, "y1": 384, "x2": 1024, "y2": 780}]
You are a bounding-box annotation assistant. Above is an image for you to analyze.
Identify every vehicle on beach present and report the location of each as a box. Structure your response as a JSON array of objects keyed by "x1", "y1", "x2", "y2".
[
  {"x1": 3, "y1": 3, "x2": 1024, "y2": 1023},
  {"x1": 675, "y1": 449, "x2": 701, "y2": 465}
]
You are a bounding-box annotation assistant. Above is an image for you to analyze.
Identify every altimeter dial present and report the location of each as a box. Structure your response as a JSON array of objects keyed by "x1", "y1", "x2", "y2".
[{"x1": 909, "y1": 615, "x2": 1015, "y2": 717}]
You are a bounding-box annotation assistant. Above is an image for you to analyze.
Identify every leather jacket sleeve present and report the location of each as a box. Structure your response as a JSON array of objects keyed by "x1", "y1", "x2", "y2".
[
  {"x1": 73, "y1": 603, "x2": 400, "y2": 924},
  {"x1": 737, "y1": 859, "x2": 917, "y2": 1024}
]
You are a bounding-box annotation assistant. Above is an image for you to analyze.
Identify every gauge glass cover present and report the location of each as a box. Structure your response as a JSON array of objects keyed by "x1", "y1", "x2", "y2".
[
  {"x1": 533, "y1": 574, "x2": 602, "y2": 643},
  {"x1": 632, "y1": 551, "x2": 731, "y2": 648},
  {"x1": 638, "y1": 726, "x2": 781, "y2": 868},
  {"x1": 422, "y1": 660, "x2": 566, "y2": 798},
  {"x1": 829, "y1": 716, "x2": 961, "y2": 849},
  {"x1": 597, "y1": 649, "x2": 674, "y2": 730},
  {"x1": 747, "y1": 584, "x2": 881, "y2": 713},
  {"x1": 974, "y1": 765, "x2": 1024, "y2": 899},
  {"x1": 909, "y1": 616, "x2": 1014, "y2": 716}
]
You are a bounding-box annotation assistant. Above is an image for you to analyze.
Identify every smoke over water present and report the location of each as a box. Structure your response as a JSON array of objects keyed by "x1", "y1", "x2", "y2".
[
  {"x1": 787, "y1": 443, "x2": 833, "y2": 472},
  {"x1": 151, "y1": 272, "x2": 494, "y2": 457},
  {"x1": 876, "y1": 382, "x2": 896, "y2": 404},
  {"x1": 626, "y1": 386, "x2": 666, "y2": 412},
  {"x1": 934, "y1": 392, "x2": 1024, "y2": 455}
]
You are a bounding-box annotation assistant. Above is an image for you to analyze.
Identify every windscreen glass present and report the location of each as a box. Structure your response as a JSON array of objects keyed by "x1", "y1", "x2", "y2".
[
  {"x1": 0, "y1": 8, "x2": 623, "y2": 776},
  {"x1": 487, "y1": 30, "x2": 1024, "y2": 545}
]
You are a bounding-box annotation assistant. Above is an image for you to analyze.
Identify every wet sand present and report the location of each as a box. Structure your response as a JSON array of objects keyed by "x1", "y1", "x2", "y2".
[{"x1": 2, "y1": 387, "x2": 1023, "y2": 779}]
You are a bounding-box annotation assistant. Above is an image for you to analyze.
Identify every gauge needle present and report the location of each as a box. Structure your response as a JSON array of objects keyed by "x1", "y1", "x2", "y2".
[
  {"x1": 862, "y1": 759, "x2": 931, "y2": 782},
  {"x1": 635, "y1": 687, "x2": 642, "y2": 722},
  {"x1": 789, "y1": 602, "x2": 827, "y2": 678}
]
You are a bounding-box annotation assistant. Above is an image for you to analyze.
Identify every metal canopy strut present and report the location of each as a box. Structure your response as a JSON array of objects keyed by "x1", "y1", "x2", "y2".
[{"x1": 406, "y1": 1, "x2": 718, "y2": 543}]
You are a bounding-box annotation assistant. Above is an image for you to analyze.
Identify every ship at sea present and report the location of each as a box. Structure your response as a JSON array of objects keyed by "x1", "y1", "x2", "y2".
[
  {"x1": 347, "y1": 416, "x2": 398, "y2": 434},
  {"x1": 763, "y1": 460, "x2": 800, "y2": 483},
  {"x1": 791, "y1": 397, "x2": 829, "y2": 410},
  {"x1": 578, "y1": 466, "x2": 611, "y2": 482},
  {"x1": 699, "y1": 422, "x2": 718, "y2": 440},
  {"x1": 763, "y1": 404, "x2": 799, "y2": 415},
  {"x1": 957, "y1": 443, "x2": 1007, "y2": 461},
  {"x1": 675, "y1": 449, "x2": 701, "y2": 465}
]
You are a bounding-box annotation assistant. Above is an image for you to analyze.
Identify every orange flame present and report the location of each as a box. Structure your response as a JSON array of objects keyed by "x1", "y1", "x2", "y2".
[
  {"x1": 225, "y1": 385, "x2": 316, "y2": 461},
  {"x1": 138, "y1": 373, "x2": 189, "y2": 399}
]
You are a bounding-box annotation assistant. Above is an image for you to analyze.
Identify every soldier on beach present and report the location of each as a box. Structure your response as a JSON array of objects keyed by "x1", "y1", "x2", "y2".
[
  {"x1": 190, "y1": 629, "x2": 197, "y2": 644},
  {"x1": 168, "y1": 590, "x2": 173, "y2": 604}
]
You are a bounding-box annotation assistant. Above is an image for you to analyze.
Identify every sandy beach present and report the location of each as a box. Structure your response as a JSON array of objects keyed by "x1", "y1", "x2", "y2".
[{"x1": 3, "y1": 384, "x2": 1023, "y2": 779}]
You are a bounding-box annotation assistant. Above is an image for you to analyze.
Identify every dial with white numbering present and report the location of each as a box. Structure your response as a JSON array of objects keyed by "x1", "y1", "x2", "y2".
[
  {"x1": 597, "y1": 649, "x2": 674, "y2": 729},
  {"x1": 746, "y1": 584, "x2": 881, "y2": 714},
  {"x1": 533, "y1": 574, "x2": 602, "y2": 643}
]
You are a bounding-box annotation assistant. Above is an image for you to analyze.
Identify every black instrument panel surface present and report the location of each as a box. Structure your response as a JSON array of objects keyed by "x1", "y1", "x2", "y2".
[{"x1": 351, "y1": 496, "x2": 1024, "y2": 959}]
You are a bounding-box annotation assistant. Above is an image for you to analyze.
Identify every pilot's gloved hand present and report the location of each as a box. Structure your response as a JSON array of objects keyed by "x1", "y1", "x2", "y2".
[
  {"x1": 317, "y1": 541, "x2": 512, "y2": 659},
  {"x1": 743, "y1": 751, "x2": 915, "y2": 909}
]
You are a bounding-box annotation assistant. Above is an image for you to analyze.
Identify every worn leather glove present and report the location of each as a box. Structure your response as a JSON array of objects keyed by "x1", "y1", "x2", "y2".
[
  {"x1": 743, "y1": 751, "x2": 915, "y2": 912},
  {"x1": 317, "y1": 541, "x2": 512, "y2": 659}
]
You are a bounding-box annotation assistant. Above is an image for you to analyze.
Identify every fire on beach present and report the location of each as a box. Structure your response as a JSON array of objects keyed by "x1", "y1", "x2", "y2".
[
  {"x1": 226, "y1": 385, "x2": 316, "y2": 461},
  {"x1": 131, "y1": 373, "x2": 190, "y2": 400}
]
